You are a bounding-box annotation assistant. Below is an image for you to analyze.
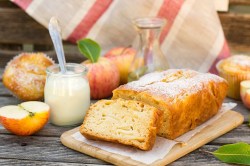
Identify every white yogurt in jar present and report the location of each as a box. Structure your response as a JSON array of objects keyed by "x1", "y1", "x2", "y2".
[{"x1": 45, "y1": 64, "x2": 90, "y2": 126}]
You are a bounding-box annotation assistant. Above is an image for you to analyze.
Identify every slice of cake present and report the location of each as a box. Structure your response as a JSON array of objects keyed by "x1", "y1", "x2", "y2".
[{"x1": 80, "y1": 99, "x2": 162, "y2": 150}]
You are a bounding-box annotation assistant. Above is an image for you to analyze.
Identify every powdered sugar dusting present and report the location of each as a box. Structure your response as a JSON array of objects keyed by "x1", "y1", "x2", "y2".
[
  {"x1": 130, "y1": 71, "x2": 167, "y2": 87},
  {"x1": 227, "y1": 55, "x2": 250, "y2": 68},
  {"x1": 5, "y1": 52, "x2": 54, "y2": 69},
  {"x1": 128, "y1": 69, "x2": 190, "y2": 88},
  {"x1": 124, "y1": 69, "x2": 226, "y2": 100}
]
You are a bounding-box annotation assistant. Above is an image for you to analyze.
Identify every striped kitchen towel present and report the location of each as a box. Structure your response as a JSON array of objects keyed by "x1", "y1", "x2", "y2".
[{"x1": 11, "y1": 0, "x2": 230, "y2": 73}]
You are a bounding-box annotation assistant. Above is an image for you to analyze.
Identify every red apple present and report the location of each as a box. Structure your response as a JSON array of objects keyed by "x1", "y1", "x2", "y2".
[
  {"x1": 240, "y1": 80, "x2": 250, "y2": 109},
  {"x1": 82, "y1": 57, "x2": 120, "y2": 99},
  {"x1": 77, "y1": 38, "x2": 120, "y2": 99},
  {"x1": 104, "y1": 47, "x2": 136, "y2": 84},
  {"x1": 0, "y1": 101, "x2": 50, "y2": 136}
]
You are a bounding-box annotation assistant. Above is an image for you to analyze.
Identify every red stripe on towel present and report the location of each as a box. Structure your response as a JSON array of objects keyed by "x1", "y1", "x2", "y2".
[
  {"x1": 12, "y1": 0, "x2": 33, "y2": 10},
  {"x1": 68, "y1": 0, "x2": 112, "y2": 43},
  {"x1": 209, "y1": 40, "x2": 231, "y2": 74},
  {"x1": 157, "y1": 0, "x2": 184, "y2": 43}
]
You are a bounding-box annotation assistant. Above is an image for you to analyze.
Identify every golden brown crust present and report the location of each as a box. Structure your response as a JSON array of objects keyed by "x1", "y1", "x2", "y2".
[
  {"x1": 3, "y1": 53, "x2": 54, "y2": 101},
  {"x1": 80, "y1": 99, "x2": 162, "y2": 150},
  {"x1": 112, "y1": 69, "x2": 228, "y2": 139}
]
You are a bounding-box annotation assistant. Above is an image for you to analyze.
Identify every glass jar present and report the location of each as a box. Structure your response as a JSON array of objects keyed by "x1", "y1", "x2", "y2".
[
  {"x1": 44, "y1": 63, "x2": 90, "y2": 126},
  {"x1": 128, "y1": 17, "x2": 169, "y2": 82}
]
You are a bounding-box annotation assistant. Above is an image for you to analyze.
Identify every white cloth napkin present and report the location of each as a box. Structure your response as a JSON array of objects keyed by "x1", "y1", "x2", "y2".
[{"x1": 72, "y1": 103, "x2": 236, "y2": 164}]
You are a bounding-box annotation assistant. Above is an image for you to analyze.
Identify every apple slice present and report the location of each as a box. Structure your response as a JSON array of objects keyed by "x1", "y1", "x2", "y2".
[
  {"x1": 0, "y1": 101, "x2": 50, "y2": 136},
  {"x1": 240, "y1": 80, "x2": 250, "y2": 109}
]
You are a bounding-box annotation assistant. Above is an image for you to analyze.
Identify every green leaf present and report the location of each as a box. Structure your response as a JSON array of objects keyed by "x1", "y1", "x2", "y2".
[
  {"x1": 212, "y1": 142, "x2": 250, "y2": 165},
  {"x1": 77, "y1": 38, "x2": 101, "y2": 63}
]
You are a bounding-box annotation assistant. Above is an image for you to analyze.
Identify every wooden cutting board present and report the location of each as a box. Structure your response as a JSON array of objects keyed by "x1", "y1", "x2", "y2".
[{"x1": 61, "y1": 110, "x2": 243, "y2": 166}]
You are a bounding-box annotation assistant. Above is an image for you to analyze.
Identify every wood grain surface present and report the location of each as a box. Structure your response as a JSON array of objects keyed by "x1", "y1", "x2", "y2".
[
  {"x1": 0, "y1": 0, "x2": 250, "y2": 53},
  {"x1": 229, "y1": 0, "x2": 250, "y2": 5},
  {"x1": 0, "y1": 49, "x2": 85, "y2": 68},
  {"x1": 219, "y1": 12, "x2": 250, "y2": 52},
  {"x1": 0, "y1": 8, "x2": 51, "y2": 44}
]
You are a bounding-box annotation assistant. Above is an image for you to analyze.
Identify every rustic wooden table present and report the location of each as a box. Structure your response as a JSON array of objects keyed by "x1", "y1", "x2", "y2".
[{"x1": 0, "y1": 69, "x2": 248, "y2": 166}]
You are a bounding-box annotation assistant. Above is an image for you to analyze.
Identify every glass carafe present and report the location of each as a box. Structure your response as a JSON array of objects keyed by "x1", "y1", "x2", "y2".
[{"x1": 128, "y1": 17, "x2": 169, "y2": 82}]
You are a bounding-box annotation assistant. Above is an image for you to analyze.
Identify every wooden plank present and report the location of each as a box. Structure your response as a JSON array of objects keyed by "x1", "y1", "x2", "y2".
[
  {"x1": 0, "y1": 159, "x2": 111, "y2": 166},
  {"x1": 0, "y1": 122, "x2": 71, "y2": 137},
  {"x1": 0, "y1": 85, "x2": 12, "y2": 97},
  {"x1": 0, "y1": 49, "x2": 85, "y2": 69},
  {"x1": 0, "y1": 96, "x2": 20, "y2": 107},
  {"x1": 0, "y1": 0, "x2": 18, "y2": 8},
  {"x1": 0, "y1": 8, "x2": 52, "y2": 45},
  {"x1": 0, "y1": 68, "x2": 4, "y2": 81},
  {"x1": 212, "y1": 123, "x2": 250, "y2": 144},
  {"x1": 171, "y1": 144, "x2": 230, "y2": 166},
  {"x1": 224, "y1": 98, "x2": 249, "y2": 122},
  {"x1": 0, "y1": 75, "x2": 13, "y2": 96},
  {"x1": 219, "y1": 12, "x2": 250, "y2": 52},
  {"x1": 0, "y1": 134, "x2": 239, "y2": 165},
  {"x1": 0, "y1": 134, "x2": 109, "y2": 165},
  {"x1": 0, "y1": 4, "x2": 249, "y2": 54},
  {"x1": 0, "y1": 43, "x2": 22, "y2": 50},
  {"x1": 0, "y1": 4, "x2": 249, "y2": 52},
  {"x1": 61, "y1": 110, "x2": 243, "y2": 166},
  {"x1": 229, "y1": 0, "x2": 250, "y2": 6}
]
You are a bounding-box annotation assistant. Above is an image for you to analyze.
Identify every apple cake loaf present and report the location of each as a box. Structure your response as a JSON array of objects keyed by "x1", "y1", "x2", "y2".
[
  {"x1": 112, "y1": 69, "x2": 228, "y2": 139},
  {"x1": 80, "y1": 99, "x2": 162, "y2": 150}
]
